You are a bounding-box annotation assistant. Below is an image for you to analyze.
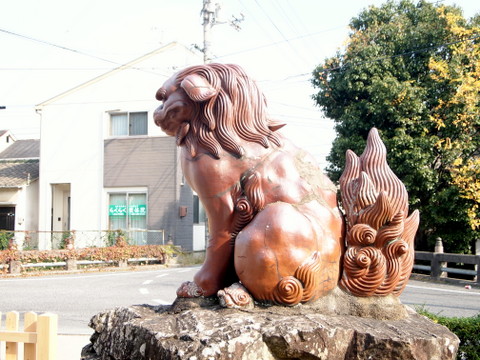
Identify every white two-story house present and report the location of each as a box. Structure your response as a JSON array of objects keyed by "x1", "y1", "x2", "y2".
[{"x1": 35, "y1": 42, "x2": 206, "y2": 250}]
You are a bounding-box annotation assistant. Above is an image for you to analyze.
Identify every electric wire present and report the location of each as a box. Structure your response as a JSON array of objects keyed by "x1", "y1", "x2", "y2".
[
  {"x1": 257, "y1": 32, "x2": 480, "y2": 83},
  {"x1": 250, "y1": 0, "x2": 311, "y2": 69},
  {"x1": 0, "y1": 28, "x2": 172, "y2": 77},
  {"x1": 0, "y1": 28, "x2": 121, "y2": 67},
  {"x1": 317, "y1": 33, "x2": 480, "y2": 74}
]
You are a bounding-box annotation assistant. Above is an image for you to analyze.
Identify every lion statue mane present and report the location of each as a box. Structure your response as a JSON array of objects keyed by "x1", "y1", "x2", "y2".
[
  {"x1": 153, "y1": 63, "x2": 419, "y2": 307},
  {"x1": 155, "y1": 63, "x2": 283, "y2": 160}
]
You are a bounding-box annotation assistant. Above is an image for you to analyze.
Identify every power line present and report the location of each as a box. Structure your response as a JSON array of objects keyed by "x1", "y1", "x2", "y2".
[
  {"x1": 0, "y1": 67, "x2": 172, "y2": 72},
  {"x1": 253, "y1": 0, "x2": 291, "y2": 45},
  {"x1": 318, "y1": 33, "x2": 480, "y2": 74},
  {"x1": 214, "y1": 23, "x2": 343, "y2": 60},
  {"x1": 256, "y1": 33, "x2": 480, "y2": 81},
  {"x1": 0, "y1": 27, "x2": 181, "y2": 78},
  {"x1": 0, "y1": 28, "x2": 121, "y2": 66}
]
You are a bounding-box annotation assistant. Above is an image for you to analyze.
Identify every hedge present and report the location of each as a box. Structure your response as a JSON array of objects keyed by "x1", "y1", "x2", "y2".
[
  {"x1": 419, "y1": 309, "x2": 480, "y2": 360},
  {"x1": 0, "y1": 244, "x2": 175, "y2": 270}
]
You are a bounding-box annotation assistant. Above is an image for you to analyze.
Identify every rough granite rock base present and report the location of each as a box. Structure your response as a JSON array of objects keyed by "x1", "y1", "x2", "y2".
[{"x1": 81, "y1": 288, "x2": 458, "y2": 360}]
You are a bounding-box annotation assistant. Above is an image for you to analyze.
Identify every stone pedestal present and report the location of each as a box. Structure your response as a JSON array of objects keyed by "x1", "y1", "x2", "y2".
[{"x1": 81, "y1": 289, "x2": 458, "y2": 360}]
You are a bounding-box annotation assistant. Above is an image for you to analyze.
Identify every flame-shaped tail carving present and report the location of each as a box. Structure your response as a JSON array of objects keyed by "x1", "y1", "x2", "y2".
[{"x1": 339, "y1": 128, "x2": 419, "y2": 297}]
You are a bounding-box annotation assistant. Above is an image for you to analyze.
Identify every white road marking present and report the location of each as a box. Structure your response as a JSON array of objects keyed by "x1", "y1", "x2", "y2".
[
  {"x1": 142, "y1": 280, "x2": 153, "y2": 285},
  {"x1": 139, "y1": 288, "x2": 149, "y2": 295},
  {"x1": 177, "y1": 268, "x2": 194, "y2": 273},
  {"x1": 152, "y1": 299, "x2": 172, "y2": 305},
  {"x1": 156, "y1": 273, "x2": 168, "y2": 278},
  {"x1": 406, "y1": 284, "x2": 480, "y2": 296}
]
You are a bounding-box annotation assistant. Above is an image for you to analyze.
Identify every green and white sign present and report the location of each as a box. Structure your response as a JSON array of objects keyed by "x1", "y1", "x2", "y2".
[
  {"x1": 129, "y1": 204, "x2": 146, "y2": 216},
  {"x1": 109, "y1": 204, "x2": 146, "y2": 216},
  {"x1": 109, "y1": 205, "x2": 127, "y2": 216}
]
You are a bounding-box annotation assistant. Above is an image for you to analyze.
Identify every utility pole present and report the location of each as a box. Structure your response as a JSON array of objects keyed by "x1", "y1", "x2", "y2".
[
  {"x1": 201, "y1": 0, "x2": 216, "y2": 64},
  {"x1": 200, "y1": 0, "x2": 244, "y2": 64}
]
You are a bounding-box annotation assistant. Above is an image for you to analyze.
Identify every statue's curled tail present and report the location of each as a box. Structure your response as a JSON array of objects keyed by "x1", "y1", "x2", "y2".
[
  {"x1": 339, "y1": 128, "x2": 419, "y2": 296},
  {"x1": 272, "y1": 251, "x2": 324, "y2": 305}
]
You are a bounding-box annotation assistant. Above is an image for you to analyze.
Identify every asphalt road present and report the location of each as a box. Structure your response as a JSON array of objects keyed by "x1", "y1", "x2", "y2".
[{"x1": 1, "y1": 266, "x2": 479, "y2": 335}]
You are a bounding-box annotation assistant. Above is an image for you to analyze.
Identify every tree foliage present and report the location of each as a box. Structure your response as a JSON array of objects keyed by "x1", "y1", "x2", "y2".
[{"x1": 312, "y1": 0, "x2": 480, "y2": 253}]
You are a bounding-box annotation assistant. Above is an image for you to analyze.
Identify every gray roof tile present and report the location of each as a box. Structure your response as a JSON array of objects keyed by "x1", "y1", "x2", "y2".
[
  {"x1": 0, "y1": 139, "x2": 40, "y2": 159},
  {"x1": 0, "y1": 160, "x2": 39, "y2": 187}
]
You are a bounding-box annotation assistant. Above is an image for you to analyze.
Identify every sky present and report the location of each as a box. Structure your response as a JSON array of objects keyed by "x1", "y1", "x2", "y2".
[{"x1": 0, "y1": 0, "x2": 478, "y2": 168}]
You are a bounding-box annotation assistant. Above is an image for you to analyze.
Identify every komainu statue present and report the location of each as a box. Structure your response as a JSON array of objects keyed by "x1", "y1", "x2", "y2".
[{"x1": 153, "y1": 63, "x2": 419, "y2": 307}]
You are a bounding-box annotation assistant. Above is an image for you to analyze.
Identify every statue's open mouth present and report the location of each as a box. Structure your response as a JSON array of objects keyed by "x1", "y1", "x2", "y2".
[{"x1": 154, "y1": 101, "x2": 189, "y2": 136}]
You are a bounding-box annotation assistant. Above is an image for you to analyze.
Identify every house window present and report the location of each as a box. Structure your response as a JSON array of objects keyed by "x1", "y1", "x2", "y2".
[
  {"x1": 108, "y1": 192, "x2": 147, "y2": 244},
  {"x1": 193, "y1": 195, "x2": 206, "y2": 224},
  {"x1": 110, "y1": 112, "x2": 148, "y2": 136}
]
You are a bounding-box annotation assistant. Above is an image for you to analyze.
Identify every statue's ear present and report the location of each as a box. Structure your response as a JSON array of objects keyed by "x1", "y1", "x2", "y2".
[{"x1": 180, "y1": 74, "x2": 217, "y2": 102}]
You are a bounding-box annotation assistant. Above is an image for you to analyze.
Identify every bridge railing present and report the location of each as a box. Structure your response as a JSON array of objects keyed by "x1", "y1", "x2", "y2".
[{"x1": 413, "y1": 245, "x2": 480, "y2": 285}]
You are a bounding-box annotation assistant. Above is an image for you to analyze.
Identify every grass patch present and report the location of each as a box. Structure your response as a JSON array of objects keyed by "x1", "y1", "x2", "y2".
[{"x1": 174, "y1": 251, "x2": 205, "y2": 266}]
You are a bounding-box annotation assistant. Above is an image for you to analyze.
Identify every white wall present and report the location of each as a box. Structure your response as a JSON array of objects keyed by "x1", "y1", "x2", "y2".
[
  {"x1": 38, "y1": 104, "x2": 104, "y2": 249},
  {"x1": 24, "y1": 179, "x2": 39, "y2": 240},
  {"x1": 12, "y1": 181, "x2": 39, "y2": 249},
  {"x1": 0, "y1": 188, "x2": 18, "y2": 203},
  {"x1": 193, "y1": 224, "x2": 206, "y2": 251}
]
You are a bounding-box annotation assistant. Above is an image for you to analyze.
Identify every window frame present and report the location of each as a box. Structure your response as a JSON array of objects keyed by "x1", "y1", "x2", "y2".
[
  {"x1": 193, "y1": 194, "x2": 207, "y2": 224},
  {"x1": 109, "y1": 111, "x2": 148, "y2": 137},
  {"x1": 108, "y1": 192, "x2": 147, "y2": 229},
  {"x1": 107, "y1": 191, "x2": 148, "y2": 245}
]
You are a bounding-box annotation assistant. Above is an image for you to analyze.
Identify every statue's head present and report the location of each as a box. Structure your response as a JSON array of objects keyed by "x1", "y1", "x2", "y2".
[{"x1": 153, "y1": 63, "x2": 284, "y2": 159}]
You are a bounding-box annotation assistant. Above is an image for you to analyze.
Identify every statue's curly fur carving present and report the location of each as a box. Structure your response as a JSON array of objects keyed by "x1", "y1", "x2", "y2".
[{"x1": 154, "y1": 63, "x2": 418, "y2": 306}]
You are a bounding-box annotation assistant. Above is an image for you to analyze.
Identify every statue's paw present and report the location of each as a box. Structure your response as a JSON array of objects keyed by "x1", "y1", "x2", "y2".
[
  {"x1": 176, "y1": 281, "x2": 205, "y2": 298},
  {"x1": 217, "y1": 282, "x2": 254, "y2": 309}
]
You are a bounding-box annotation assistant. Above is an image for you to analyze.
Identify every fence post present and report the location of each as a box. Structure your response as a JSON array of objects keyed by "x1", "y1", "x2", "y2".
[
  {"x1": 5, "y1": 311, "x2": 19, "y2": 359},
  {"x1": 66, "y1": 258, "x2": 77, "y2": 271},
  {"x1": 433, "y1": 237, "x2": 446, "y2": 278},
  {"x1": 8, "y1": 260, "x2": 22, "y2": 274},
  {"x1": 475, "y1": 239, "x2": 480, "y2": 283},
  {"x1": 37, "y1": 313, "x2": 58, "y2": 360},
  {"x1": 24, "y1": 311, "x2": 38, "y2": 360}
]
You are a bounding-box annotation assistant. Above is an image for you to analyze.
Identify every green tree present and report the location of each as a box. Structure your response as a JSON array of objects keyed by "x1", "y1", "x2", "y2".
[{"x1": 312, "y1": 0, "x2": 480, "y2": 253}]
